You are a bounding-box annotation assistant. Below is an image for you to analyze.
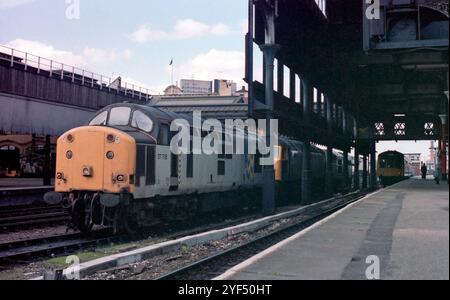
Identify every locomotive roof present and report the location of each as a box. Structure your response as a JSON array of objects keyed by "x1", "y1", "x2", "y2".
[
  {"x1": 99, "y1": 102, "x2": 195, "y2": 124},
  {"x1": 92, "y1": 103, "x2": 327, "y2": 155},
  {"x1": 379, "y1": 151, "x2": 404, "y2": 156}
]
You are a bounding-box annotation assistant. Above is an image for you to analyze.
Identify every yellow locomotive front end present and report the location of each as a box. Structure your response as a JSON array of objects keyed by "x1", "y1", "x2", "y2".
[
  {"x1": 45, "y1": 126, "x2": 136, "y2": 232},
  {"x1": 55, "y1": 126, "x2": 136, "y2": 194}
]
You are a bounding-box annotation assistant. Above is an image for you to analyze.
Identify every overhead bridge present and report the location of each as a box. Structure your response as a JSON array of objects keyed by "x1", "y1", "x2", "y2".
[{"x1": 0, "y1": 46, "x2": 151, "y2": 136}]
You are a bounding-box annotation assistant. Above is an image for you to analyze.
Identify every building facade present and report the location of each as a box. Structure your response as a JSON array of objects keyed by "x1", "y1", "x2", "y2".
[
  {"x1": 404, "y1": 153, "x2": 422, "y2": 176},
  {"x1": 179, "y1": 79, "x2": 213, "y2": 95},
  {"x1": 213, "y1": 79, "x2": 237, "y2": 96},
  {"x1": 0, "y1": 134, "x2": 56, "y2": 178},
  {"x1": 163, "y1": 85, "x2": 183, "y2": 96}
]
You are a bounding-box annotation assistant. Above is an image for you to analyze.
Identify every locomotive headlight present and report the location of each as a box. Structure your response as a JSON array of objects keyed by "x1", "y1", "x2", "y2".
[
  {"x1": 116, "y1": 174, "x2": 125, "y2": 182},
  {"x1": 107, "y1": 134, "x2": 116, "y2": 143},
  {"x1": 66, "y1": 134, "x2": 75, "y2": 143},
  {"x1": 106, "y1": 151, "x2": 115, "y2": 160},
  {"x1": 56, "y1": 172, "x2": 64, "y2": 180},
  {"x1": 66, "y1": 151, "x2": 73, "y2": 159}
]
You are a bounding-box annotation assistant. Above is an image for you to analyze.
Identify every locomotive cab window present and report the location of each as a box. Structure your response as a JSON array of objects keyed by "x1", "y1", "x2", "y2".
[
  {"x1": 109, "y1": 107, "x2": 131, "y2": 126},
  {"x1": 131, "y1": 110, "x2": 153, "y2": 132},
  {"x1": 89, "y1": 111, "x2": 108, "y2": 126}
]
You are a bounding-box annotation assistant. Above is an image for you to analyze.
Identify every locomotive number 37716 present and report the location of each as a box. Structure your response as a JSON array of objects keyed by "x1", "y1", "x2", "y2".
[{"x1": 158, "y1": 153, "x2": 168, "y2": 160}]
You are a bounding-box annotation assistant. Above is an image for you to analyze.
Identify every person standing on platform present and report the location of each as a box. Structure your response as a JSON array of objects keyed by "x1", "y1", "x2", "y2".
[
  {"x1": 434, "y1": 164, "x2": 441, "y2": 184},
  {"x1": 421, "y1": 163, "x2": 428, "y2": 180}
]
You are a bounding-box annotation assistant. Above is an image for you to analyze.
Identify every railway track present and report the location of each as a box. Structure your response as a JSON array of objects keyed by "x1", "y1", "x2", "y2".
[
  {"x1": 0, "y1": 191, "x2": 366, "y2": 278},
  {"x1": 0, "y1": 228, "x2": 115, "y2": 264},
  {"x1": 0, "y1": 187, "x2": 53, "y2": 208},
  {"x1": 0, "y1": 186, "x2": 68, "y2": 231},
  {"x1": 0, "y1": 205, "x2": 69, "y2": 231},
  {"x1": 0, "y1": 212, "x2": 260, "y2": 267},
  {"x1": 0, "y1": 205, "x2": 62, "y2": 218},
  {"x1": 154, "y1": 191, "x2": 366, "y2": 280}
]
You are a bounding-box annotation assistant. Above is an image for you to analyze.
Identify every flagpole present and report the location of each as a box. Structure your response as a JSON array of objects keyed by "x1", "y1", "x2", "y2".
[{"x1": 170, "y1": 59, "x2": 174, "y2": 87}]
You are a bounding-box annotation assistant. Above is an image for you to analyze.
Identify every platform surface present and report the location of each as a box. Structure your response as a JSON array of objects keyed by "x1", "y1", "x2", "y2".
[
  {"x1": 0, "y1": 178, "x2": 53, "y2": 189},
  {"x1": 219, "y1": 179, "x2": 449, "y2": 280}
]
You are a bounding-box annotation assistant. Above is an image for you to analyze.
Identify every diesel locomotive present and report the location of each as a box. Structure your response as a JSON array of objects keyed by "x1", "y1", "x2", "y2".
[
  {"x1": 45, "y1": 103, "x2": 352, "y2": 233},
  {"x1": 377, "y1": 151, "x2": 413, "y2": 186}
]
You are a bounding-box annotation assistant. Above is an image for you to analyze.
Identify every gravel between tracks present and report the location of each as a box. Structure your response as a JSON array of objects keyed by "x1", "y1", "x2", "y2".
[{"x1": 84, "y1": 217, "x2": 299, "y2": 280}]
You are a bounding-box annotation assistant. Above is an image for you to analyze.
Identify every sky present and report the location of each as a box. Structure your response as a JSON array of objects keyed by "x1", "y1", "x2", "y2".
[
  {"x1": 0, "y1": 0, "x2": 248, "y2": 93},
  {"x1": 0, "y1": 0, "x2": 434, "y2": 158}
]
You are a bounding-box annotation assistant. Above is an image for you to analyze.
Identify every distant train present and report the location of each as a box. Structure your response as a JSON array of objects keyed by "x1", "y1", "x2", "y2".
[
  {"x1": 377, "y1": 151, "x2": 413, "y2": 186},
  {"x1": 45, "y1": 103, "x2": 354, "y2": 233}
]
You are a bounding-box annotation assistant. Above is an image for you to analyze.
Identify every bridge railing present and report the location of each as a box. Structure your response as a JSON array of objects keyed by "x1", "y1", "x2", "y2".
[{"x1": 0, "y1": 44, "x2": 157, "y2": 101}]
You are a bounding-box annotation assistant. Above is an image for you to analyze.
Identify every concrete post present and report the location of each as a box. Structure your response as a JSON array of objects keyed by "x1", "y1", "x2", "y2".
[
  {"x1": 326, "y1": 146, "x2": 334, "y2": 196},
  {"x1": 370, "y1": 140, "x2": 378, "y2": 189},
  {"x1": 247, "y1": 0, "x2": 254, "y2": 117},
  {"x1": 259, "y1": 1, "x2": 280, "y2": 214},
  {"x1": 277, "y1": 61, "x2": 284, "y2": 96},
  {"x1": 319, "y1": 93, "x2": 325, "y2": 118},
  {"x1": 299, "y1": 76, "x2": 304, "y2": 109},
  {"x1": 263, "y1": 56, "x2": 267, "y2": 87},
  {"x1": 302, "y1": 78, "x2": 313, "y2": 204},
  {"x1": 259, "y1": 43, "x2": 279, "y2": 215},
  {"x1": 343, "y1": 151, "x2": 349, "y2": 190},
  {"x1": 342, "y1": 109, "x2": 349, "y2": 189},
  {"x1": 325, "y1": 95, "x2": 334, "y2": 196},
  {"x1": 354, "y1": 146, "x2": 360, "y2": 191},
  {"x1": 290, "y1": 69, "x2": 296, "y2": 101},
  {"x1": 315, "y1": 89, "x2": 321, "y2": 115},
  {"x1": 363, "y1": 155, "x2": 368, "y2": 189}
]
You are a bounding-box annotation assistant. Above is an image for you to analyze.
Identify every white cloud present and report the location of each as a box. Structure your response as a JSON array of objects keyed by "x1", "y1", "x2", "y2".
[
  {"x1": 5, "y1": 39, "x2": 132, "y2": 68},
  {"x1": 129, "y1": 19, "x2": 231, "y2": 43},
  {"x1": 177, "y1": 49, "x2": 246, "y2": 88},
  {"x1": 83, "y1": 47, "x2": 133, "y2": 65},
  {"x1": 241, "y1": 19, "x2": 249, "y2": 35},
  {"x1": 6, "y1": 39, "x2": 87, "y2": 67},
  {"x1": 120, "y1": 76, "x2": 165, "y2": 95},
  {"x1": 210, "y1": 23, "x2": 231, "y2": 36},
  {"x1": 0, "y1": 0, "x2": 36, "y2": 9},
  {"x1": 129, "y1": 25, "x2": 167, "y2": 43}
]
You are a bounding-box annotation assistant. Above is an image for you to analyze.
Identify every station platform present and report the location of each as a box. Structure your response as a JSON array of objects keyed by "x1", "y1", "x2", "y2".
[
  {"x1": 0, "y1": 178, "x2": 53, "y2": 189},
  {"x1": 0, "y1": 178, "x2": 53, "y2": 207},
  {"x1": 218, "y1": 179, "x2": 449, "y2": 280}
]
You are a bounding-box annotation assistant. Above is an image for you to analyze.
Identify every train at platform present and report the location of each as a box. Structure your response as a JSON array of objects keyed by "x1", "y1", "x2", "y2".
[
  {"x1": 377, "y1": 151, "x2": 413, "y2": 186},
  {"x1": 45, "y1": 103, "x2": 354, "y2": 233}
]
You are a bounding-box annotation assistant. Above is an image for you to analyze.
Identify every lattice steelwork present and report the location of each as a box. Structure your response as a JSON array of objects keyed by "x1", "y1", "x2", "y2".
[
  {"x1": 424, "y1": 122, "x2": 436, "y2": 136},
  {"x1": 374, "y1": 122, "x2": 386, "y2": 136},
  {"x1": 394, "y1": 123, "x2": 407, "y2": 136}
]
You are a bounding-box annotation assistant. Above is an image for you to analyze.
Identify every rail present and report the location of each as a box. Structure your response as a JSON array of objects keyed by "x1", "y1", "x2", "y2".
[{"x1": 0, "y1": 44, "x2": 158, "y2": 101}]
